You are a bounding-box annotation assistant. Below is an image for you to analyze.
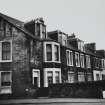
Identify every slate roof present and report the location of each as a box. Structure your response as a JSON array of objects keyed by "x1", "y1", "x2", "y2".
[{"x1": 0, "y1": 12, "x2": 41, "y2": 41}]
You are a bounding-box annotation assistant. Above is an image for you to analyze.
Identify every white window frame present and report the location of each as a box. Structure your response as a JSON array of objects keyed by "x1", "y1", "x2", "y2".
[
  {"x1": 0, "y1": 40, "x2": 12, "y2": 62},
  {"x1": 44, "y1": 68, "x2": 61, "y2": 87},
  {"x1": 0, "y1": 71, "x2": 12, "y2": 94},
  {"x1": 80, "y1": 53, "x2": 84, "y2": 68},
  {"x1": 78, "y1": 72, "x2": 85, "y2": 82},
  {"x1": 44, "y1": 42, "x2": 60, "y2": 63},
  {"x1": 86, "y1": 55, "x2": 91, "y2": 68},
  {"x1": 32, "y1": 69, "x2": 40, "y2": 87},
  {"x1": 68, "y1": 71, "x2": 75, "y2": 83},
  {"x1": 75, "y1": 52, "x2": 80, "y2": 67},
  {"x1": 66, "y1": 50, "x2": 73, "y2": 66},
  {"x1": 101, "y1": 59, "x2": 105, "y2": 69}
]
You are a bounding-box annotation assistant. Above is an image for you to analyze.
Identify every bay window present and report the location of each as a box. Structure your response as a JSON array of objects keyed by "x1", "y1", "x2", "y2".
[
  {"x1": 66, "y1": 50, "x2": 73, "y2": 66},
  {"x1": 44, "y1": 42, "x2": 60, "y2": 62},
  {"x1": 80, "y1": 54, "x2": 84, "y2": 68},
  {"x1": 46, "y1": 44, "x2": 52, "y2": 61},
  {"x1": 44, "y1": 68, "x2": 61, "y2": 87}
]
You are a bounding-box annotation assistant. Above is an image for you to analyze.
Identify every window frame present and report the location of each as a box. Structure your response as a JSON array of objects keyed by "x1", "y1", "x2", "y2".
[
  {"x1": 75, "y1": 52, "x2": 80, "y2": 67},
  {"x1": 0, "y1": 71, "x2": 12, "y2": 87},
  {"x1": 86, "y1": 55, "x2": 91, "y2": 68},
  {"x1": 66, "y1": 50, "x2": 73, "y2": 66},
  {"x1": 44, "y1": 42, "x2": 60, "y2": 63},
  {"x1": 32, "y1": 69, "x2": 40, "y2": 87},
  {"x1": 0, "y1": 40, "x2": 12, "y2": 62},
  {"x1": 68, "y1": 71, "x2": 75, "y2": 83},
  {"x1": 80, "y1": 53, "x2": 84, "y2": 68},
  {"x1": 44, "y1": 68, "x2": 61, "y2": 87}
]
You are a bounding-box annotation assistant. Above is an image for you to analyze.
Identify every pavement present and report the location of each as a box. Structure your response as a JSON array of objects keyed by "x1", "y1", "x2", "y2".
[{"x1": 0, "y1": 98, "x2": 105, "y2": 104}]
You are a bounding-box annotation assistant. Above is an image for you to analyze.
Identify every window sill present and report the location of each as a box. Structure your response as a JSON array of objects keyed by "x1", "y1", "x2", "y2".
[
  {"x1": 44, "y1": 60, "x2": 61, "y2": 63},
  {"x1": 0, "y1": 60, "x2": 12, "y2": 62},
  {"x1": 67, "y1": 64, "x2": 74, "y2": 66}
]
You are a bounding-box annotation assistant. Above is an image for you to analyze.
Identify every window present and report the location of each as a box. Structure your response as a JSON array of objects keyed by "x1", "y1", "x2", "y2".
[
  {"x1": 80, "y1": 54, "x2": 84, "y2": 68},
  {"x1": 86, "y1": 55, "x2": 91, "y2": 68},
  {"x1": 42, "y1": 24, "x2": 46, "y2": 39},
  {"x1": 78, "y1": 41, "x2": 84, "y2": 51},
  {"x1": 75, "y1": 52, "x2": 80, "y2": 67},
  {"x1": 36, "y1": 23, "x2": 40, "y2": 37},
  {"x1": 0, "y1": 41, "x2": 12, "y2": 62},
  {"x1": 68, "y1": 71, "x2": 75, "y2": 83},
  {"x1": 96, "y1": 74, "x2": 100, "y2": 81},
  {"x1": 47, "y1": 71, "x2": 53, "y2": 85},
  {"x1": 78, "y1": 72, "x2": 85, "y2": 82},
  {"x1": 44, "y1": 42, "x2": 60, "y2": 62},
  {"x1": 44, "y1": 68, "x2": 61, "y2": 87},
  {"x1": 66, "y1": 50, "x2": 73, "y2": 66},
  {"x1": 55, "y1": 71, "x2": 60, "y2": 83},
  {"x1": 0, "y1": 71, "x2": 12, "y2": 87},
  {"x1": 87, "y1": 73, "x2": 92, "y2": 81},
  {"x1": 46, "y1": 44, "x2": 52, "y2": 61},
  {"x1": 95, "y1": 58, "x2": 99, "y2": 68},
  {"x1": 32, "y1": 69, "x2": 40, "y2": 87},
  {"x1": 101, "y1": 59, "x2": 105, "y2": 69},
  {"x1": 54, "y1": 45, "x2": 59, "y2": 61}
]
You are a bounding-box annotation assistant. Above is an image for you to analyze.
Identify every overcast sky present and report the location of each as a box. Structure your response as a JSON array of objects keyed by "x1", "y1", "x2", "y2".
[{"x1": 0, "y1": 0, "x2": 105, "y2": 50}]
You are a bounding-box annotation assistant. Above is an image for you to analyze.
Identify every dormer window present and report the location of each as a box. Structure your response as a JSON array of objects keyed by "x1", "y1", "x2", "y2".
[{"x1": 78, "y1": 41, "x2": 84, "y2": 52}]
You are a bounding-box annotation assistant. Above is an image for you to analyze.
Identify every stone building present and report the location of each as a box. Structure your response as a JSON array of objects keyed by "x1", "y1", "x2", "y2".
[{"x1": 0, "y1": 13, "x2": 105, "y2": 96}]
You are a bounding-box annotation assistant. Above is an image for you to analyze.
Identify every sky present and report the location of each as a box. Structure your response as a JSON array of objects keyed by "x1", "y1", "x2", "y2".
[{"x1": 0, "y1": 0, "x2": 105, "y2": 50}]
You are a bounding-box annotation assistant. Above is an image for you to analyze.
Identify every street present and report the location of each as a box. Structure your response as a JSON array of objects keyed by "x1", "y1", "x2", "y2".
[{"x1": 0, "y1": 98, "x2": 105, "y2": 105}]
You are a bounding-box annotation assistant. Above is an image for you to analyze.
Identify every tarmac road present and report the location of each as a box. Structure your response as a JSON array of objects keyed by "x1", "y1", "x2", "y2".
[{"x1": 0, "y1": 98, "x2": 105, "y2": 105}]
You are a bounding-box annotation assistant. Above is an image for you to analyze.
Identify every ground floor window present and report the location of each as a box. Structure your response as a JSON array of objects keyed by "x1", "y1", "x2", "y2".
[
  {"x1": 44, "y1": 68, "x2": 61, "y2": 87},
  {"x1": 102, "y1": 74, "x2": 105, "y2": 80},
  {"x1": 78, "y1": 72, "x2": 85, "y2": 82},
  {"x1": 32, "y1": 69, "x2": 40, "y2": 87},
  {"x1": 55, "y1": 71, "x2": 60, "y2": 83},
  {"x1": 87, "y1": 72, "x2": 92, "y2": 81},
  {"x1": 47, "y1": 71, "x2": 53, "y2": 85},
  {"x1": 0, "y1": 71, "x2": 12, "y2": 94},
  {"x1": 68, "y1": 71, "x2": 75, "y2": 83},
  {"x1": 96, "y1": 74, "x2": 100, "y2": 81}
]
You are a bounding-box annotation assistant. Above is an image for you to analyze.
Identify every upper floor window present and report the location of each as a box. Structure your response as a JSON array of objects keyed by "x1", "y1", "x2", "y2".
[
  {"x1": 46, "y1": 44, "x2": 52, "y2": 61},
  {"x1": 86, "y1": 55, "x2": 91, "y2": 68},
  {"x1": 66, "y1": 50, "x2": 73, "y2": 66},
  {"x1": 44, "y1": 42, "x2": 60, "y2": 62},
  {"x1": 0, "y1": 41, "x2": 12, "y2": 62},
  {"x1": 80, "y1": 54, "x2": 84, "y2": 68},
  {"x1": 95, "y1": 58, "x2": 100, "y2": 68},
  {"x1": 101, "y1": 59, "x2": 105, "y2": 69},
  {"x1": 75, "y1": 52, "x2": 80, "y2": 67}
]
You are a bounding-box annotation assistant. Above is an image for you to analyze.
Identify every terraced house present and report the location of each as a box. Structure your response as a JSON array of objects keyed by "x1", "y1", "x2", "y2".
[{"x1": 0, "y1": 13, "x2": 105, "y2": 97}]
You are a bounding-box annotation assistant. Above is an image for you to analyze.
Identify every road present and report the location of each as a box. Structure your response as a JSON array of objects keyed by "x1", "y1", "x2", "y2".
[{"x1": 0, "y1": 98, "x2": 105, "y2": 105}]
